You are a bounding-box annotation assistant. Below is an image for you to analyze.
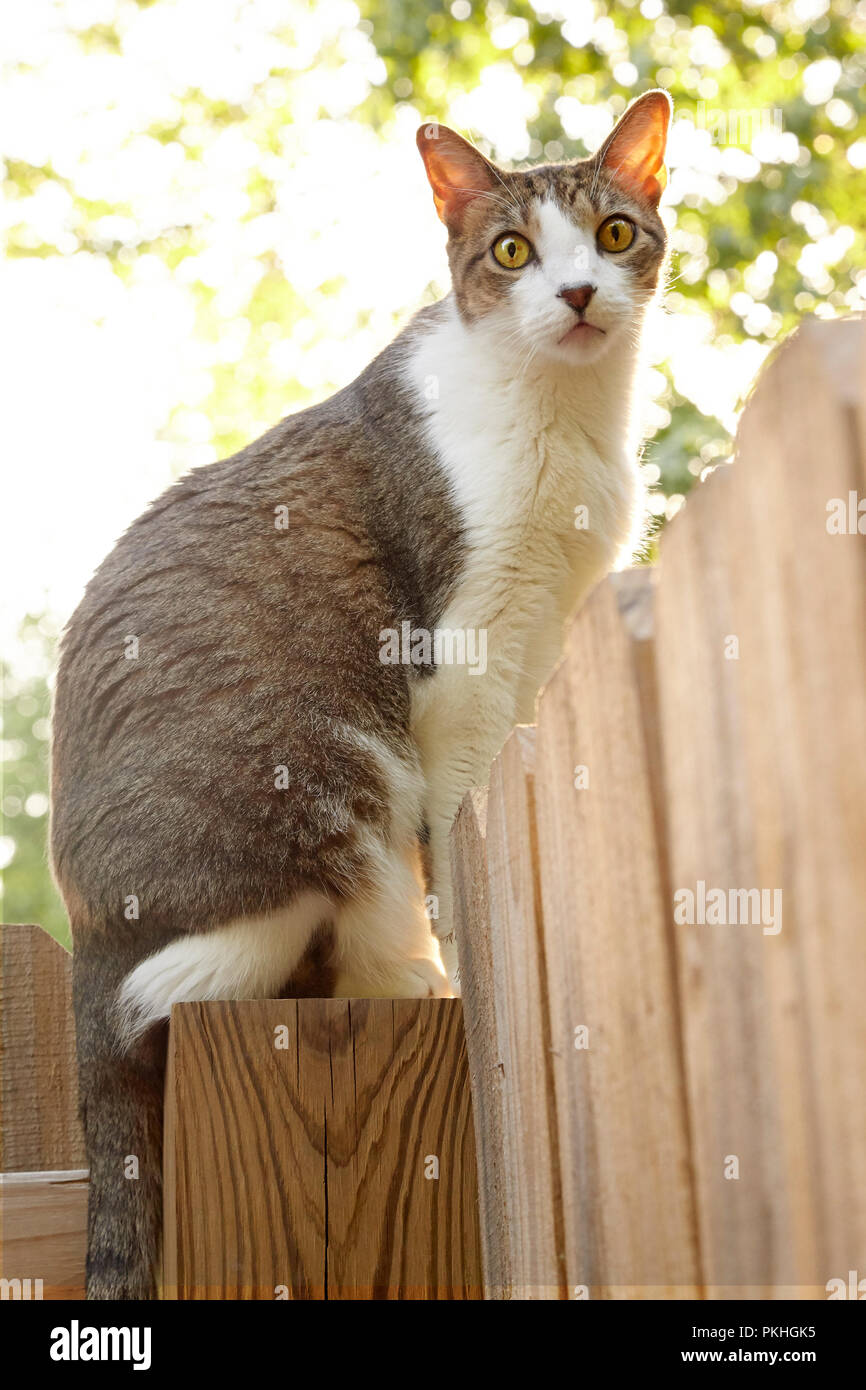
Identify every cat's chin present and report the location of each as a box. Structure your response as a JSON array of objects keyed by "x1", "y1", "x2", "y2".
[{"x1": 551, "y1": 320, "x2": 613, "y2": 365}]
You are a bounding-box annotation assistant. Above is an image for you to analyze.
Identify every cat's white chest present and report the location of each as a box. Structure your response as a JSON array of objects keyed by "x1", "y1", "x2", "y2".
[
  {"x1": 402, "y1": 299, "x2": 642, "y2": 814},
  {"x1": 405, "y1": 301, "x2": 640, "y2": 649}
]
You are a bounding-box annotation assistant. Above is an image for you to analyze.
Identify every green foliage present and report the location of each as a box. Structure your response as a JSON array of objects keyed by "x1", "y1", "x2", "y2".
[{"x1": 1, "y1": 617, "x2": 68, "y2": 947}]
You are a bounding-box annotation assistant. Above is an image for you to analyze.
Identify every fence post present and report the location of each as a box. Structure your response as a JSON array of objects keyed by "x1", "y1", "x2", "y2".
[{"x1": 162, "y1": 997, "x2": 483, "y2": 1299}]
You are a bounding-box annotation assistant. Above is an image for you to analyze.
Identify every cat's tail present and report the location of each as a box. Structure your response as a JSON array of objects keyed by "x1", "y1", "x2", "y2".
[{"x1": 73, "y1": 937, "x2": 167, "y2": 1300}]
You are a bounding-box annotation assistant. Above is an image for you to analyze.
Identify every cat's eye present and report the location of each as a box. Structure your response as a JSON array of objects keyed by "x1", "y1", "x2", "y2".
[
  {"x1": 492, "y1": 233, "x2": 533, "y2": 270},
  {"x1": 597, "y1": 216, "x2": 635, "y2": 253}
]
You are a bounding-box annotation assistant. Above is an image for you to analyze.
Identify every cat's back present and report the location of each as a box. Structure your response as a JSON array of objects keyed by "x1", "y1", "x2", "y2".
[
  {"x1": 49, "y1": 306, "x2": 464, "y2": 928},
  {"x1": 49, "y1": 384, "x2": 391, "y2": 927},
  {"x1": 54, "y1": 391, "x2": 366, "y2": 749},
  {"x1": 56, "y1": 296, "x2": 454, "y2": 713}
]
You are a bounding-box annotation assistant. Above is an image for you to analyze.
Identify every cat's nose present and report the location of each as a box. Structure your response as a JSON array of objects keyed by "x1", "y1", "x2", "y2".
[{"x1": 558, "y1": 283, "x2": 596, "y2": 312}]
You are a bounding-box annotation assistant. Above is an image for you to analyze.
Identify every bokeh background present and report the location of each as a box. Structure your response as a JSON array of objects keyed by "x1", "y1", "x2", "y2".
[{"x1": 2, "y1": 0, "x2": 865, "y2": 942}]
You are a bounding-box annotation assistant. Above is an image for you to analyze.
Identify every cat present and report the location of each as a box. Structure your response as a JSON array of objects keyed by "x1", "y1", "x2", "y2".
[{"x1": 50, "y1": 88, "x2": 671, "y2": 1299}]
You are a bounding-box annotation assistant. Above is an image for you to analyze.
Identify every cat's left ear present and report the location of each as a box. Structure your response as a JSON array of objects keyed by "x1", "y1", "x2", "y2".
[
  {"x1": 416, "y1": 123, "x2": 500, "y2": 231},
  {"x1": 594, "y1": 89, "x2": 672, "y2": 207}
]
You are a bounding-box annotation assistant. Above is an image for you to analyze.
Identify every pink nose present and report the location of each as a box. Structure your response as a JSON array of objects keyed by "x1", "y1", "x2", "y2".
[{"x1": 559, "y1": 283, "x2": 595, "y2": 312}]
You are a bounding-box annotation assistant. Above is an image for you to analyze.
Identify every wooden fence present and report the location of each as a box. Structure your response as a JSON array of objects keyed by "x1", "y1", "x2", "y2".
[
  {"x1": 451, "y1": 314, "x2": 866, "y2": 1299},
  {"x1": 1, "y1": 315, "x2": 864, "y2": 1300},
  {"x1": 0, "y1": 924, "x2": 87, "y2": 1299}
]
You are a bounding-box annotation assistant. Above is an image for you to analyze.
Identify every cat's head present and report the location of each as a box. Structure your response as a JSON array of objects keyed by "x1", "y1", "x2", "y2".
[{"x1": 417, "y1": 90, "x2": 671, "y2": 366}]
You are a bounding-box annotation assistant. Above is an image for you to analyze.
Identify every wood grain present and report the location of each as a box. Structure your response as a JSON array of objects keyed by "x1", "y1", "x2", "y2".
[
  {"x1": 484, "y1": 727, "x2": 566, "y2": 1298},
  {"x1": 0, "y1": 1170, "x2": 88, "y2": 1299},
  {"x1": 532, "y1": 572, "x2": 701, "y2": 1298},
  {"x1": 450, "y1": 783, "x2": 514, "y2": 1298},
  {"x1": 452, "y1": 735, "x2": 567, "y2": 1299},
  {"x1": 656, "y1": 465, "x2": 778, "y2": 1298},
  {"x1": 163, "y1": 998, "x2": 482, "y2": 1299},
  {"x1": 0, "y1": 924, "x2": 84, "y2": 1172},
  {"x1": 655, "y1": 316, "x2": 866, "y2": 1297}
]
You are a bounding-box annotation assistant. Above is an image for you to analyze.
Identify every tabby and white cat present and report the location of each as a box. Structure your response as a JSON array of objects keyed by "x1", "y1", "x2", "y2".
[{"x1": 50, "y1": 89, "x2": 671, "y2": 1298}]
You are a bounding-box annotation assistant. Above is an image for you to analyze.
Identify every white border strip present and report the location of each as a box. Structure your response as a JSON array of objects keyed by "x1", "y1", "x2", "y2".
[{"x1": 0, "y1": 1169, "x2": 89, "y2": 1184}]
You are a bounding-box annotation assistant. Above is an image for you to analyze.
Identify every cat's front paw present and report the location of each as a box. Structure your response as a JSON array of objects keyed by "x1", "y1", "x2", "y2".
[
  {"x1": 398, "y1": 956, "x2": 453, "y2": 999},
  {"x1": 332, "y1": 955, "x2": 452, "y2": 999}
]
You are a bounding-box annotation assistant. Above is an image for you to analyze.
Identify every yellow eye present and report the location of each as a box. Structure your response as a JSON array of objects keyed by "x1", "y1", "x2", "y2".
[
  {"x1": 492, "y1": 233, "x2": 532, "y2": 269},
  {"x1": 597, "y1": 216, "x2": 635, "y2": 253}
]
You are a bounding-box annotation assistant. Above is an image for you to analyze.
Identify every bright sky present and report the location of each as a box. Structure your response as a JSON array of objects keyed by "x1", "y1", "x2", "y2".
[{"x1": 2, "y1": 0, "x2": 862, "y2": 675}]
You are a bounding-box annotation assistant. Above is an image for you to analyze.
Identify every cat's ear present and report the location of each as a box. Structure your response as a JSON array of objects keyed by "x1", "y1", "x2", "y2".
[
  {"x1": 416, "y1": 124, "x2": 500, "y2": 230},
  {"x1": 593, "y1": 89, "x2": 672, "y2": 207}
]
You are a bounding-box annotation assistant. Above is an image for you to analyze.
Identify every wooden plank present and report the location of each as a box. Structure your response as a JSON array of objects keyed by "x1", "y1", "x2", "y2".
[
  {"x1": 450, "y1": 784, "x2": 513, "y2": 1299},
  {"x1": 733, "y1": 319, "x2": 866, "y2": 1297},
  {"x1": 655, "y1": 466, "x2": 784, "y2": 1298},
  {"x1": 0, "y1": 924, "x2": 84, "y2": 1172},
  {"x1": 532, "y1": 572, "x2": 701, "y2": 1299},
  {"x1": 0, "y1": 1170, "x2": 88, "y2": 1299},
  {"x1": 452, "y1": 735, "x2": 568, "y2": 1300},
  {"x1": 483, "y1": 727, "x2": 566, "y2": 1299},
  {"x1": 452, "y1": 733, "x2": 566, "y2": 1298},
  {"x1": 162, "y1": 998, "x2": 482, "y2": 1300},
  {"x1": 656, "y1": 316, "x2": 866, "y2": 1297}
]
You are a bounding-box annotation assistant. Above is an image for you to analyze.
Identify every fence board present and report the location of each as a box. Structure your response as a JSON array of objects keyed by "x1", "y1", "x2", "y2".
[
  {"x1": 450, "y1": 784, "x2": 514, "y2": 1298},
  {"x1": 655, "y1": 465, "x2": 790, "y2": 1297},
  {"x1": 456, "y1": 728, "x2": 567, "y2": 1298},
  {"x1": 532, "y1": 572, "x2": 700, "y2": 1298},
  {"x1": 0, "y1": 924, "x2": 84, "y2": 1172},
  {"x1": 486, "y1": 727, "x2": 565, "y2": 1300},
  {"x1": 0, "y1": 1170, "x2": 88, "y2": 1300},
  {"x1": 732, "y1": 319, "x2": 866, "y2": 1295},
  {"x1": 656, "y1": 317, "x2": 866, "y2": 1296},
  {"x1": 163, "y1": 998, "x2": 482, "y2": 1299}
]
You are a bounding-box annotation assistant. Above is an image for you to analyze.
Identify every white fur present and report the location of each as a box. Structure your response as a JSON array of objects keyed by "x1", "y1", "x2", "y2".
[
  {"x1": 331, "y1": 826, "x2": 447, "y2": 998},
  {"x1": 327, "y1": 724, "x2": 446, "y2": 994},
  {"x1": 403, "y1": 199, "x2": 651, "y2": 985},
  {"x1": 115, "y1": 891, "x2": 333, "y2": 1044}
]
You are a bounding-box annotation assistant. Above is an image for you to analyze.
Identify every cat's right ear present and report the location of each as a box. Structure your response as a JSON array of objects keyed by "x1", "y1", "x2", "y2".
[{"x1": 416, "y1": 124, "x2": 499, "y2": 231}]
